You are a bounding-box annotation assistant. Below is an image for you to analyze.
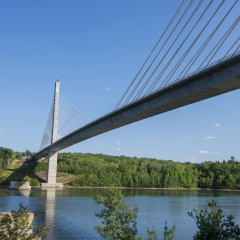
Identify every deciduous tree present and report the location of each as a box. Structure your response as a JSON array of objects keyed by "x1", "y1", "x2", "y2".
[
  {"x1": 188, "y1": 199, "x2": 240, "y2": 240},
  {"x1": 94, "y1": 188, "x2": 177, "y2": 240}
]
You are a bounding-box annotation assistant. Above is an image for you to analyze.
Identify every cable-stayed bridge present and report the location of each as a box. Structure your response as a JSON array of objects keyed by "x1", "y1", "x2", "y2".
[{"x1": 31, "y1": 0, "x2": 240, "y2": 187}]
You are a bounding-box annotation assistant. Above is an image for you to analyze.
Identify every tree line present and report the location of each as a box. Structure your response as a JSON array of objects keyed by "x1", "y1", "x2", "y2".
[
  {"x1": 34, "y1": 152, "x2": 240, "y2": 189},
  {"x1": 1, "y1": 146, "x2": 239, "y2": 189}
]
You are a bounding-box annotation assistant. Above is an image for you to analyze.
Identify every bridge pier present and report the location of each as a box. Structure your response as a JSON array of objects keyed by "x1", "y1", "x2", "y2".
[
  {"x1": 41, "y1": 150, "x2": 63, "y2": 188},
  {"x1": 41, "y1": 80, "x2": 63, "y2": 188}
]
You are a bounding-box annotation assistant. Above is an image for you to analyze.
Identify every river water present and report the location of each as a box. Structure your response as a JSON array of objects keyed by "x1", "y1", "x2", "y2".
[{"x1": 0, "y1": 188, "x2": 240, "y2": 239}]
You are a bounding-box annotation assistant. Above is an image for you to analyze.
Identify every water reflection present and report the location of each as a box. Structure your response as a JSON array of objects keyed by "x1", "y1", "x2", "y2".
[
  {"x1": 42, "y1": 188, "x2": 57, "y2": 240},
  {"x1": 8, "y1": 189, "x2": 31, "y2": 197}
]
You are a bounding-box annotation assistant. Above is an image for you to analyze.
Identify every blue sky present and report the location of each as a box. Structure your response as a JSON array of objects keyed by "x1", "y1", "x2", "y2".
[{"x1": 0, "y1": 0, "x2": 239, "y2": 163}]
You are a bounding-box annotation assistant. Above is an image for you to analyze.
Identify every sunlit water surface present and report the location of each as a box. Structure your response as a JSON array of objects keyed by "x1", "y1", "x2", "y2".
[{"x1": 0, "y1": 188, "x2": 240, "y2": 239}]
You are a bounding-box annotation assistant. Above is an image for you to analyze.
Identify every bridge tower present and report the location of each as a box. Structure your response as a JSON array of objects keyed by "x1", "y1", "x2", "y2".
[{"x1": 41, "y1": 80, "x2": 63, "y2": 188}]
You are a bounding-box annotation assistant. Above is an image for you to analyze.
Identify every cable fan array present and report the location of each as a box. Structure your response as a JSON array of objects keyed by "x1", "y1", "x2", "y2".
[
  {"x1": 39, "y1": 93, "x2": 89, "y2": 150},
  {"x1": 114, "y1": 0, "x2": 240, "y2": 110}
]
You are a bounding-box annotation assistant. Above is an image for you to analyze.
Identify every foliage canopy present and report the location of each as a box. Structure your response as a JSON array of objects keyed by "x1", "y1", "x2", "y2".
[
  {"x1": 188, "y1": 199, "x2": 240, "y2": 240},
  {"x1": 94, "y1": 188, "x2": 139, "y2": 239}
]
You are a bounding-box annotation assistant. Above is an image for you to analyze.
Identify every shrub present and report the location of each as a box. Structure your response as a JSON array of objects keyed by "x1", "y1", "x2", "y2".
[
  {"x1": 0, "y1": 203, "x2": 46, "y2": 239},
  {"x1": 30, "y1": 178, "x2": 39, "y2": 186},
  {"x1": 188, "y1": 199, "x2": 240, "y2": 240}
]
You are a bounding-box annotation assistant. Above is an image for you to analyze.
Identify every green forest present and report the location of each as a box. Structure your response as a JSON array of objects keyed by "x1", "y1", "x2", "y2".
[
  {"x1": 35, "y1": 152, "x2": 240, "y2": 189},
  {"x1": 1, "y1": 146, "x2": 240, "y2": 189}
]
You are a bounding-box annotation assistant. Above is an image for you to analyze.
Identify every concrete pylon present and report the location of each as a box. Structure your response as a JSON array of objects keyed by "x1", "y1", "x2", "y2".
[
  {"x1": 41, "y1": 80, "x2": 63, "y2": 188},
  {"x1": 51, "y1": 80, "x2": 60, "y2": 144}
]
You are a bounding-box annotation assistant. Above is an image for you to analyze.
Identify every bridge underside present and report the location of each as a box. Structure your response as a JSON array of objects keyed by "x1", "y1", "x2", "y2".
[{"x1": 34, "y1": 55, "x2": 240, "y2": 161}]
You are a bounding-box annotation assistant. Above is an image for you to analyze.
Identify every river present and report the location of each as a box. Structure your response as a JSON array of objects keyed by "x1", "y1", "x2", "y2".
[{"x1": 0, "y1": 188, "x2": 240, "y2": 239}]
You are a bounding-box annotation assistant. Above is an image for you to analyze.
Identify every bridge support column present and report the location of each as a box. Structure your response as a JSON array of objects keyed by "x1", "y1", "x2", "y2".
[
  {"x1": 46, "y1": 150, "x2": 58, "y2": 184},
  {"x1": 41, "y1": 150, "x2": 62, "y2": 188}
]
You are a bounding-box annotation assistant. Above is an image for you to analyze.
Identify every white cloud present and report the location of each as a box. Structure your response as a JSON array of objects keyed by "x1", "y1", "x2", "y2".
[
  {"x1": 117, "y1": 141, "x2": 120, "y2": 144},
  {"x1": 198, "y1": 150, "x2": 210, "y2": 154},
  {"x1": 155, "y1": 154, "x2": 159, "y2": 156},
  {"x1": 106, "y1": 87, "x2": 112, "y2": 91},
  {"x1": 203, "y1": 136, "x2": 216, "y2": 139},
  {"x1": 215, "y1": 123, "x2": 220, "y2": 127},
  {"x1": 0, "y1": 128, "x2": 5, "y2": 131},
  {"x1": 188, "y1": 157, "x2": 197, "y2": 162},
  {"x1": 117, "y1": 148, "x2": 122, "y2": 151},
  {"x1": 215, "y1": 151, "x2": 219, "y2": 154},
  {"x1": 230, "y1": 127, "x2": 233, "y2": 129}
]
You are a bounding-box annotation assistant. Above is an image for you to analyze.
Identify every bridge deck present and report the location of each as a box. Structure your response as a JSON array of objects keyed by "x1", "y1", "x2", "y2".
[{"x1": 33, "y1": 54, "x2": 240, "y2": 159}]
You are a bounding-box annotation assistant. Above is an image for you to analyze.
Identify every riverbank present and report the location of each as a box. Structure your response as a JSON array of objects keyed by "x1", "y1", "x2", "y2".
[{"x1": 4, "y1": 184, "x2": 238, "y2": 192}]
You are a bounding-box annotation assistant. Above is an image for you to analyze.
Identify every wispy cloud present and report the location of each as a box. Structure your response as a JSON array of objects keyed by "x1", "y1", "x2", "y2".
[
  {"x1": 0, "y1": 128, "x2": 5, "y2": 131},
  {"x1": 215, "y1": 151, "x2": 219, "y2": 154},
  {"x1": 117, "y1": 148, "x2": 122, "y2": 151},
  {"x1": 203, "y1": 136, "x2": 216, "y2": 139},
  {"x1": 117, "y1": 141, "x2": 120, "y2": 144},
  {"x1": 230, "y1": 127, "x2": 233, "y2": 129},
  {"x1": 215, "y1": 123, "x2": 220, "y2": 127},
  {"x1": 106, "y1": 87, "x2": 112, "y2": 91},
  {"x1": 188, "y1": 157, "x2": 197, "y2": 162},
  {"x1": 198, "y1": 150, "x2": 210, "y2": 154}
]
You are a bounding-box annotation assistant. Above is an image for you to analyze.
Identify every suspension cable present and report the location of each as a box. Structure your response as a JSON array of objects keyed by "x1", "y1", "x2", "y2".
[
  {"x1": 121, "y1": 0, "x2": 196, "y2": 107},
  {"x1": 144, "y1": 0, "x2": 205, "y2": 94},
  {"x1": 224, "y1": 37, "x2": 240, "y2": 57},
  {"x1": 200, "y1": 16, "x2": 239, "y2": 69},
  {"x1": 180, "y1": 0, "x2": 237, "y2": 78},
  {"x1": 161, "y1": 0, "x2": 214, "y2": 88},
  {"x1": 113, "y1": 0, "x2": 187, "y2": 110},
  {"x1": 205, "y1": 16, "x2": 240, "y2": 66},
  {"x1": 134, "y1": 1, "x2": 203, "y2": 100}
]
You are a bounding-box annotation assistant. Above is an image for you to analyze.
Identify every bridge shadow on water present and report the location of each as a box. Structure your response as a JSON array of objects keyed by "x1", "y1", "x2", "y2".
[{"x1": 0, "y1": 160, "x2": 46, "y2": 187}]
